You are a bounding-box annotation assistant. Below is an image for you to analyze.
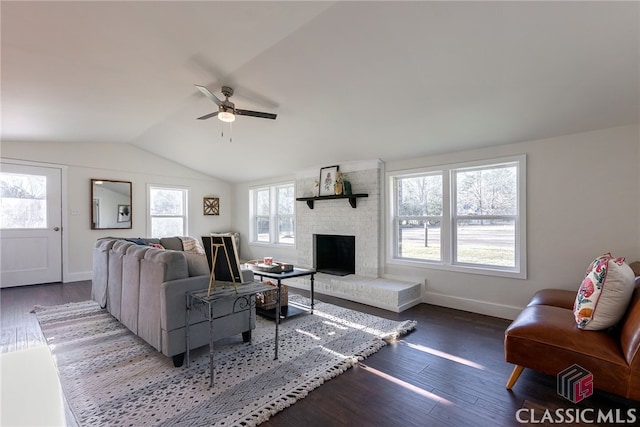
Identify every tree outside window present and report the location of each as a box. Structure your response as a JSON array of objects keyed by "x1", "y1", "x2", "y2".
[
  {"x1": 454, "y1": 165, "x2": 518, "y2": 267},
  {"x1": 395, "y1": 174, "x2": 442, "y2": 261}
]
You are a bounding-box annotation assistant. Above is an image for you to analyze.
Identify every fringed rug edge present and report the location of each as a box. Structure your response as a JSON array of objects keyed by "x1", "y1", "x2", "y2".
[{"x1": 233, "y1": 318, "x2": 417, "y2": 427}]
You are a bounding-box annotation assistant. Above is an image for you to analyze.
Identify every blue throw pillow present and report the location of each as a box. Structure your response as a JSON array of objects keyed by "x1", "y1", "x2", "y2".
[{"x1": 125, "y1": 238, "x2": 148, "y2": 246}]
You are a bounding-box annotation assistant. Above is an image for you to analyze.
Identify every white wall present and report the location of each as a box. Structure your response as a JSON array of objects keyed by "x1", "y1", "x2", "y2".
[
  {"x1": 1, "y1": 141, "x2": 233, "y2": 282},
  {"x1": 233, "y1": 124, "x2": 640, "y2": 319}
]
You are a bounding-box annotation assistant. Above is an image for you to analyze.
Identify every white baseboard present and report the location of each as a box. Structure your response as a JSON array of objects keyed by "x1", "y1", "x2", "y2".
[
  {"x1": 424, "y1": 291, "x2": 522, "y2": 320},
  {"x1": 63, "y1": 271, "x2": 92, "y2": 283}
]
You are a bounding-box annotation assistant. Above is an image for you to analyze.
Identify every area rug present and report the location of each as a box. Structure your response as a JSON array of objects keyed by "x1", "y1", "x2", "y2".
[{"x1": 34, "y1": 295, "x2": 416, "y2": 427}]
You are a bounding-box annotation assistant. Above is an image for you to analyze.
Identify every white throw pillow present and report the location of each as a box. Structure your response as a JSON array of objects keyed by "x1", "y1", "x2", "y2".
[{"x1": 574, "y1": 253, "x2": 636, "y2": 330}]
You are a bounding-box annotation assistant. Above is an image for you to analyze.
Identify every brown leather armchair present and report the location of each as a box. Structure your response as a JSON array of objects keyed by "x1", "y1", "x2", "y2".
[{"x1": 504, "y1": 262, "x2": 640, "y2": 401}]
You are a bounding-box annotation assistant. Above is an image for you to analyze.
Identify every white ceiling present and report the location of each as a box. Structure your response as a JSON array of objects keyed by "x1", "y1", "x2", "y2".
[{"x1": 2, "y1": 1, "x2": 638, "y2": 183}]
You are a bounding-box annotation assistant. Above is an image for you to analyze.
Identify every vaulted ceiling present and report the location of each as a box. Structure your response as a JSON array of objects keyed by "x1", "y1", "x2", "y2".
[{"x1": 2, "y1": 1, "x2": 638, "y2": 183}]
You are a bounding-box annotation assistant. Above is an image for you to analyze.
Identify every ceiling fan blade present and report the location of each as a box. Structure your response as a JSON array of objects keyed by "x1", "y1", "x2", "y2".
[
  {"x1": 235, "y1": 109, "x2": 277, "y2": 120},
  {"x1": 194, "y1": 84, "x2": 221, "y2": 107},
  {"x1": 197, "y1": 111, "x2": 219, "y2": 120}
]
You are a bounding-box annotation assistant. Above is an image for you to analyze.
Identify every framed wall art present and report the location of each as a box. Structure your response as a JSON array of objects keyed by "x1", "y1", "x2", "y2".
[
  {"x1": 319, "y1": 165, "x2": 339, "y2": 196},
  {"x1": 203, "y1": 197, "x2": 220, "y2": 215},
  {"x1": 117, "y1": 204, "x2": 131, "y2": 223}
]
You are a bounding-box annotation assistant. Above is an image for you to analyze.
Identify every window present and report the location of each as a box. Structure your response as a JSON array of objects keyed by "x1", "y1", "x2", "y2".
[
  {"x1": 148, "y1": 185, "x2": 188, "y2": 237},
  {"x1": 250, "y1": 183, "x2": 295, "y2": 245},
  {"x1": 390, "y1": 155, "x2": 526, "y2": 278},
  {"x1": 0, "y1": 173, "x2": 47, "y2": 228},
  {"x1": 395, "y1": 173, "x2": 443, "y2": 261}
]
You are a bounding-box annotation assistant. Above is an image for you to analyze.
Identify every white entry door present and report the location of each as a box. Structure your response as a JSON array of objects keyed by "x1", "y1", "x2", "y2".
[{"x1": 0, "y1": 162, "x2": 63, "y2": 287}]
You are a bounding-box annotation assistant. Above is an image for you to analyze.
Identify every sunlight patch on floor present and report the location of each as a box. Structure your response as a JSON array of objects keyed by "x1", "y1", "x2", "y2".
[
  {"x1": 322, "y1": 320, "x2": 349, "y2": 330},
  {"x1": 295, "y1": 329, "x2": 321, "y2": 340},
  {"x1": 313, "y1": 310, "x2": 386, "y2": 337},
  {"x1": 0, "y1": 346, "x2": 67, "y2": 426},
  {"x1": 400, "y1": 341, "x2": 486, "y2": 370},
  {"x1": 360, "y1": 363, "x2": 452, "y2": 404}
]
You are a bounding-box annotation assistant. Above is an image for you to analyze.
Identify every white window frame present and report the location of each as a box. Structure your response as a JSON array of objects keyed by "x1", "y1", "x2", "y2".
[
  {"x1": 249, "y1": 182, "x2": 295, "y2": 246},
  {"x1": 388, "y1": 155, "x2": 527, "y2": 279},
  {"x1": 147, "y1": 184, "x2": 189, "y2": 237}
]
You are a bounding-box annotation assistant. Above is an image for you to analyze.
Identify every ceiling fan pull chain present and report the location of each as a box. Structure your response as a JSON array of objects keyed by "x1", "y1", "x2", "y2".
[{"x1": 230, "y1": 122, "x2": 233, "y2": 143}]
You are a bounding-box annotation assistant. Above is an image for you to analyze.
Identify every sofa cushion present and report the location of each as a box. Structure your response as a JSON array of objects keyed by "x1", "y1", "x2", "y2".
[
  {"x1": 574, "y1": 254, "x2": 636, "y2": 330},
  {"x1": 185, "y1": 253, "x2": 210, "y2": 277},
  {"x1": 159, "y1": 237, "x2": 183, "y2": 251}
]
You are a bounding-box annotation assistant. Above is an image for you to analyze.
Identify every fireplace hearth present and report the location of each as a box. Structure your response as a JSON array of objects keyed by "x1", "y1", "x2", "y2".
[{"x1": 314, "y1": 234, "x2": 355, "y2": 276}]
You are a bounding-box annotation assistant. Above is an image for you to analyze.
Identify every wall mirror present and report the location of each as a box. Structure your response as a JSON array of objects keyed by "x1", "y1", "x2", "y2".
[{"x1": 91, "y1": 179, "x2": 132, "y2": 229}]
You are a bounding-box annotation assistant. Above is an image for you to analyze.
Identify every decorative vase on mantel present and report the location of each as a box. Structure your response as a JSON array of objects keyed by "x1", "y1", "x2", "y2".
[
  {"x1": 334, "y1": 182, "x2": 343, "y2": 195},
  {"x1": 334, "y1": 172, "x2": 343, "y2": 195},
  {"x1": 342, "y1": 179, "x2": 352, "y2": 195}
]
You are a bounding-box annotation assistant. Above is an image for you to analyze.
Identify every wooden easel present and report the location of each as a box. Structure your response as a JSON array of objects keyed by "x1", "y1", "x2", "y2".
[{"x1": 207, "y1": 241, "x2": 238, "y2": 297}]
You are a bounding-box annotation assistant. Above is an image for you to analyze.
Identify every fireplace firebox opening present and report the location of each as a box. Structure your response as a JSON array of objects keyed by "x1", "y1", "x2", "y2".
[{"x1": 314, "y1": 234, "x2": 355, "y2": 276}]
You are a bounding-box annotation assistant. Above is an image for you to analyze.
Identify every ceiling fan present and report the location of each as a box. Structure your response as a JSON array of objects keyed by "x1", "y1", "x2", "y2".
[{"x1": 194, "y1": 85, "x2": 277, "y2": 122}]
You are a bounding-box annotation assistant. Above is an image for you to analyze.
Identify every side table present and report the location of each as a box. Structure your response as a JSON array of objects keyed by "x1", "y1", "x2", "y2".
[{"x1": 185, "y1": 282, "x2": 275, "y2": 388}]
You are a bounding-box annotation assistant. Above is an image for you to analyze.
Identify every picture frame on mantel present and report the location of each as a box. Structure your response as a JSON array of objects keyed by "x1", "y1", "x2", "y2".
[{"x1": 319, "y1": 165, "x2": 339, "y2": 196}]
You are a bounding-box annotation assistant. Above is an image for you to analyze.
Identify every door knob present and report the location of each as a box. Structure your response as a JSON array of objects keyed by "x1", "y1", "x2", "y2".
[{"x1": 53, "y1": 227, "x2": 60, "y2": 231}]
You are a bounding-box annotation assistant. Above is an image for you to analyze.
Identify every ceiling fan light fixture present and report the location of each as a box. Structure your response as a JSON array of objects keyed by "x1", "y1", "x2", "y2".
[
  {"x1": 195, "y1": 84, "x2": 275, "y2": 122},
  {"x1": 218, "y1": 111, "x2": 235, "y2": 123}
]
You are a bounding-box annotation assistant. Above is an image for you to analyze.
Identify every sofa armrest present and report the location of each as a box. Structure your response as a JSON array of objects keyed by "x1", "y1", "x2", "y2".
[
  {"x1": 527, "y1": 289, "x2": 576, "y2": 310},
  {"x1": 160, "y1": 275, "x2": 210, "y2": 332}
]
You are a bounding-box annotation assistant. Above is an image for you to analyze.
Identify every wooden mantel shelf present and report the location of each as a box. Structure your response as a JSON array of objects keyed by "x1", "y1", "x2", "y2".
[{"x1": 296, "y1": 194, "x2": 369, "y2": 209}]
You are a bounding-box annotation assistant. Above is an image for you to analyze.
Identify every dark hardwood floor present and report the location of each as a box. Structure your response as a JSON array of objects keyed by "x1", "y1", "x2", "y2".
[
  {"x1": 1, "y1": 281, "x2": 638, "y2": 426},
  {"x1": 1, "y1": 281, "x2": 91, "y2": 353}
]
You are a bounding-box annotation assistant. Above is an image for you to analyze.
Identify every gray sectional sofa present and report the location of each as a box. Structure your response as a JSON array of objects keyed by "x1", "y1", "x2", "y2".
[{"x1": 91, "y1": 236, "x2": 255, "y2": 366}]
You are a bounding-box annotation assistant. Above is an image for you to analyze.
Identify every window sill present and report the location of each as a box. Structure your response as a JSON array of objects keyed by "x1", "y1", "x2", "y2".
[
  {"x1": 387, "y1": 257, "x2": 527, "y2": 280},
  {"x1": 248, "y1": 242, "x2": 295, "y2": 248}
]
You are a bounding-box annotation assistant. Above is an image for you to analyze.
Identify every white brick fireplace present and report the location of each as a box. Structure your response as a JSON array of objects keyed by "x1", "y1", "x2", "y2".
[
  {"x1": 291, "y1": 160, "x2": 422, "y2": 312},
  {"x1": 296, "y1": 162, "x2": 382, "y2": 277}
]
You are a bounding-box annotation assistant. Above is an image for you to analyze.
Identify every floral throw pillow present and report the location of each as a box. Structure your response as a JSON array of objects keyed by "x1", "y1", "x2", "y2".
[{"x1": 574, "y1": 253, "x2": 636, "y2": 330}]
